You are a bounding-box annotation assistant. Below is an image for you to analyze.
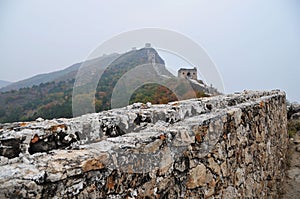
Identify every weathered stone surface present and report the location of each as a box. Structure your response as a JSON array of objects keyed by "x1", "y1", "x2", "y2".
[
  {"x1": 291, "y1": 112, "x2": 300, "y2": 120},
  {"x1": 0, "y1": 90, "x2": 288, "y2": 198},
  {"x1": 208, "y1": 157, "x2": 221, "y2": 176},
  {"x1": 280, "y1": 129, "x2": 300, "y2": 198},
  {"x1": 82, "y1": 153, "x2": 110, "y2": 172},
  {"x1": 288, "y1": 102, "x2": 300, "y2": 119},
  {"x1": 0, "y1": 137, "x2": 23, "y2": 158},
  {"x1": 186, "y1": 163, "x2": 207, "y2": 189},
  {"x1": 220, "y1": 160, "x2": 229, "y2": 177},
  {"x1": 223, "y1": 185, "x2": 238, "y2": 199}
]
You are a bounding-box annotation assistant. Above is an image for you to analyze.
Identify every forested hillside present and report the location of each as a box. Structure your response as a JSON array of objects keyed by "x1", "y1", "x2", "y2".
[{"x1": 0, "y1": 47, "x2": 211, "y2": 123}]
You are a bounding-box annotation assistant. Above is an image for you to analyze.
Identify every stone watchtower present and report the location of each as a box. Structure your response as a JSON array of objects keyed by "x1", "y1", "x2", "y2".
[
  {"x1": 145, "y1": 43, "x2": 151, "y2": 48},
  {"x1": 178, "y1": 67, "x2": 197, "y2": 80}
]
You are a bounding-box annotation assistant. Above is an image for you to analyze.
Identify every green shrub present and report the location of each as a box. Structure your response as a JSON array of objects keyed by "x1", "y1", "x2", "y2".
[{"x1": 287, "y1": 119, "x2": 300, "y2": 138}]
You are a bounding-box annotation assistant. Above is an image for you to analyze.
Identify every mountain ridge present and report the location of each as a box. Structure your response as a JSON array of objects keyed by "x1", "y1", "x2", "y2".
[
  {"x1": 0, "y1": 47, "x2": 171, "y2": 123},
  {"x1": 0, "y1": 80, "x2": 12, "y2": 89},
  {"x1": 0, "y1": 54, "x2": 120, "y2": 92}
]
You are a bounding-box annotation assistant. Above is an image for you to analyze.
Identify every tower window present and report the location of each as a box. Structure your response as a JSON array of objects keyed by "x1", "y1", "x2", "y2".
[{"x1": 187, "y1": 72, "x2": 191, "y2": 78}]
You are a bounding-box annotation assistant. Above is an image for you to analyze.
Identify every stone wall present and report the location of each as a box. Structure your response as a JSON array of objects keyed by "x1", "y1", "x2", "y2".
[{"x1": 0, "y1": 90, "x2": 288, "y2": 198}]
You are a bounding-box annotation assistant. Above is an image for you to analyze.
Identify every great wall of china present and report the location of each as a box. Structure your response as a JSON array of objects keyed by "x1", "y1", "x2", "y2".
[{"x1": 0, "y1": 90, "x2": 288, "y2": 198}]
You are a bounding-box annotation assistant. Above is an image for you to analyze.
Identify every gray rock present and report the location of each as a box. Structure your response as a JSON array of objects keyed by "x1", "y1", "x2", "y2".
[
  {"x1": 288, "y1": 102, "x2": 300, "y2": 119},
  {"x1": 291, "y1": 112, "x2": 300, "y2": 120},
  {"x1": 35, "y1": 117, "x2": 44, "y2": 122}
]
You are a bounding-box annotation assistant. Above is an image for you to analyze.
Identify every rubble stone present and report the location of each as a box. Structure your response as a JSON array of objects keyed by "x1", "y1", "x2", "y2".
[{"x1": 186, "y1": 163, "x2": 207, "y2": 189}]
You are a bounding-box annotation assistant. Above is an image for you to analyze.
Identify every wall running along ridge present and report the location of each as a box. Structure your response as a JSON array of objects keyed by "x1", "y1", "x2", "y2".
[{"x1": 0, "y1": 90, "x2": 287, "y2": 198}]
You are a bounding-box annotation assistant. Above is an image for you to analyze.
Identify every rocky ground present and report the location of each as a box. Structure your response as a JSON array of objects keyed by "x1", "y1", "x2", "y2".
[
  {"x1": 280, "y1": 131, "x2": 300, "y2": 198},
  {"x1": 280, "y1": 104, "x2": 300, "y2": 198}
]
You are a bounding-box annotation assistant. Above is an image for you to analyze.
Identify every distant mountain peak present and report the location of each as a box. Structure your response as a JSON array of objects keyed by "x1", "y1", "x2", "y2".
[
  {"x1": 0, "y1": 53, "x2": 120, "y2": 92},
  {"x1": 0, "y1": 80, "x2": 12, "y2": 89}
]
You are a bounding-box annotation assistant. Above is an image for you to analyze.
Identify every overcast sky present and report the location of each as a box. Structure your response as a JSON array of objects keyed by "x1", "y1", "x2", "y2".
[{"x1": 0, "y1": 0, "x2": 299, "y2": 101}]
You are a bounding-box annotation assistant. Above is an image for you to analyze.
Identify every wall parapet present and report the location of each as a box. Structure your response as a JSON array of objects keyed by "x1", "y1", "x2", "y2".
[{"x1": 0, "y1": 90, "x2": 288, "y2": 198}]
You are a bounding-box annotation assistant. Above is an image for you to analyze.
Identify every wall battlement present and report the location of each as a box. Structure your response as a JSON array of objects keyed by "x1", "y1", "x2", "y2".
[{"x1": 0, "y1": 90, "x2": 288, "y2": 198}]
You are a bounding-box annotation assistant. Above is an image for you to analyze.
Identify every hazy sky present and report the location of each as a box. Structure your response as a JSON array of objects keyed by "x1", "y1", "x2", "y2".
[{"x1": 0, "y1": 0, "x2": 299, "y2": 101}]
